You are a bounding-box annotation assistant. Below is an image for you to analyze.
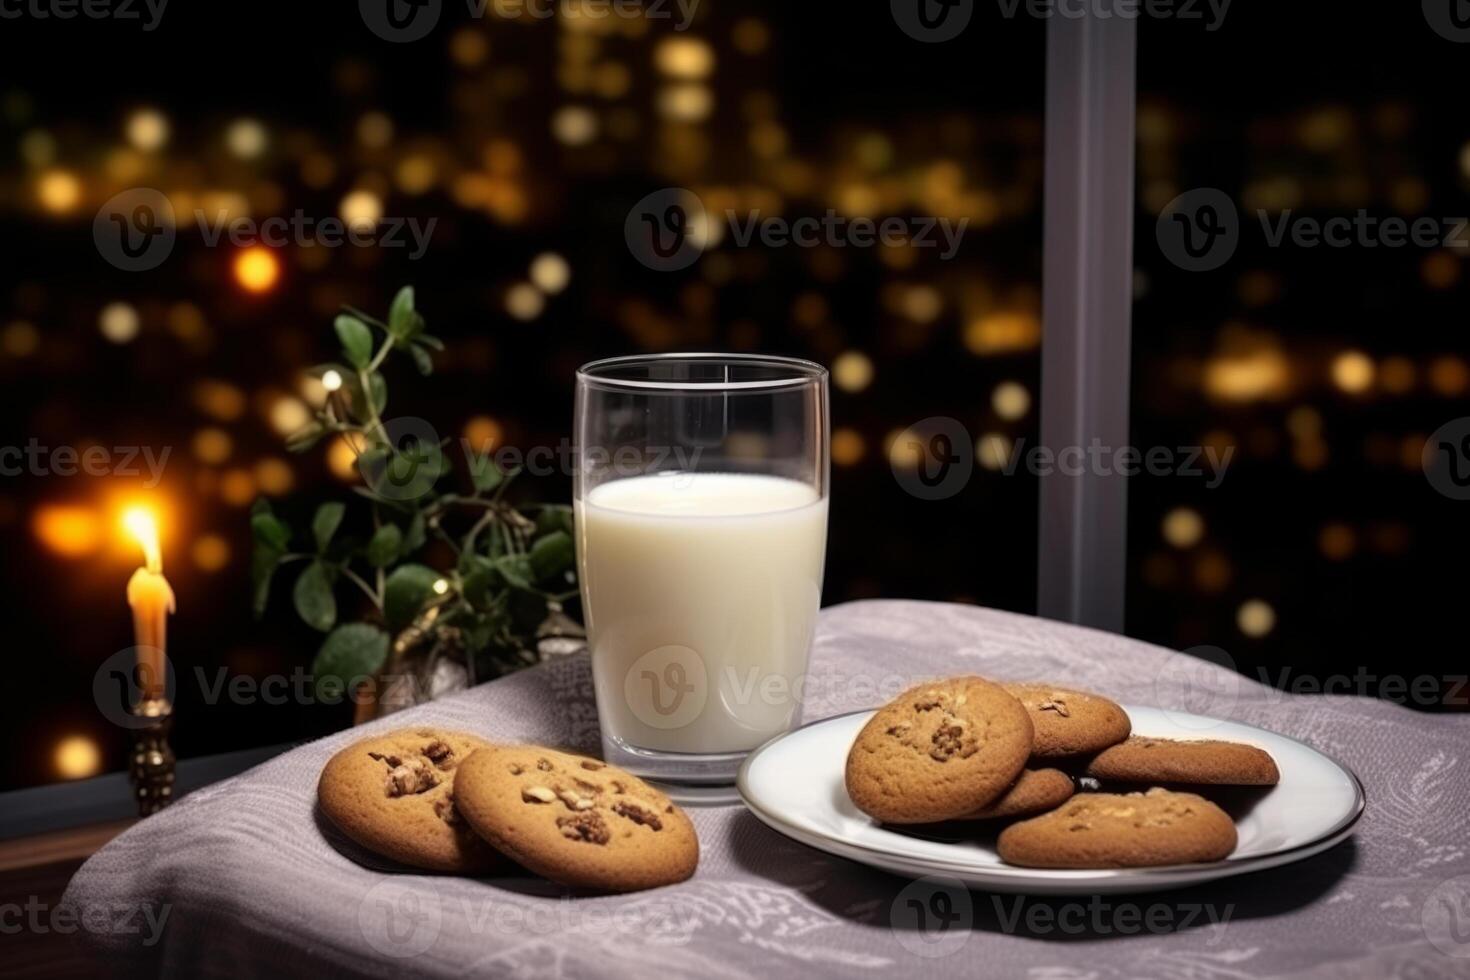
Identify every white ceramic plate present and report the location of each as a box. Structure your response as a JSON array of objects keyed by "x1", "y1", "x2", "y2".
[{"x1": 737, "y1": 705, "x2": 1364, "y2": 894}]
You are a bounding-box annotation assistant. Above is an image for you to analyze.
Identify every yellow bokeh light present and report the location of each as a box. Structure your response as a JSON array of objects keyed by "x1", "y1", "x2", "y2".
[
  {"x1": 1428, "y1": 356, "x2": 1470, "y2": 397},
  {"x1": 268, "y1": 395, "x2": 311, "y2": 436},
  {"x1": 1161, "y1": 507, "x2": 1205, "y2": 548},
  {"x1": 976, "y1": 432, "x2": 1012, "y2": 471},
  {"x1": 2, "y1": 321, "x2": 40, "y2": 357},
  {"x1": 191, "y1": 534, "x2": 231, "y2": 572},
  {"x1": 234, "y1": 248, "x2": 281, "y2": 293},
  {"x1": 126, "y1": 108, "x2": 170, "y2": 151},
  {"x1": 529, "y1": 253, "x2": 571, "y2": 295},
  {"x1": 395, "y1": 155, "x2": 438, "y2": 195},
  {"x1": 991, "y1": 381, "x2": 1031, "y2": 421},
  {"x1": 98, "y1": 302, "x2": 140, "y2": 344},
  {"x1": 225, "y1": 118, "x2": 268, "y2": 159},
  {"x1": 218, "y1": 468, "x2": 256, "y2": 507},
  {"x1": 450, "y1": 27, "x2": 489, "y2": 67},
  {"x1": 254, "y1": 458, "x2": 295, "y2": 496},
  {"x1": 551, "y1": 106, "x2": 598, "y2": 146},
  {"x1": 328, "y1": 435, "x2": 364, "y2": 481},
  {"x1": 963, "y1": 311, "x2": 1040, "y2": 356},
  {"x1": 37, "y1": 169, "x2": 81, "y2": 213},
  {"x1": 340, "y1": 189, "x2": 383, "y2": 231},
  {"x1": 54, "y1": 735, "x2": 103, "y2": 780},
  {"x1": 192, "y1": 427, "x2": 233, "y2": 464},
  {"x1": 1319, "y1": 523, "x2": 1356, "y2": 561},
  {"x1": 192, "y1": 380, "x2": 246, "y2": 421},
  {"x1": 1204, "y1": 349, "x2": 1290, "y2": 403},
  {"x1": 1237, "y1": 599, "x2": 1276, "y2": 638},
  {"x1": 831, "y1": 351, "x2": 874, "y2": 393},
  {"x1": 505, "y1": 283, "x2": 545, "y2": 321},
  {"x1": 1330, "y1": 350, "x2": 1375, "y2": 395},
  {"x1": 33, "y1": 505, "x2": 104, "y2": 558},
  {"x1": 655, "y1": 37, "x2": 715, "y2": 79},
  {"x1": 463, "y1": 415, "x2": 503, "y2": 454},
  {"x1": 357, "y1": 112, "x2": 394, "y2": 149},
  {"x1": 831, "y1": 427, "x2": 866, "y2": 466}
]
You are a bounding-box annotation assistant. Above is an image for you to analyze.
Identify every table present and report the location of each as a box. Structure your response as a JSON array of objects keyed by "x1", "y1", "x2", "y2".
[{"x1": 63, "y1": 600, "x2": 1470, "y2": 978}]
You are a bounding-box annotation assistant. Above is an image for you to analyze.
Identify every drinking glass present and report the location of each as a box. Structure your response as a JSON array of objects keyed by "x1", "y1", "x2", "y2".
[{"x1": 574, "y1": 354, "x2": 829, "y2": 794}]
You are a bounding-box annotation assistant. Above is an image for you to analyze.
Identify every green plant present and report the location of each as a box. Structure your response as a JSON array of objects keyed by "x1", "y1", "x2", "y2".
[{"x1": 250, "y1": 287, "x2": 579, "y2": 708}]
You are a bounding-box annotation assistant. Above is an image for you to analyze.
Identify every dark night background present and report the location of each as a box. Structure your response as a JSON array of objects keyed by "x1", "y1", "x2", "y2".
[{"x1": 0, "y1": 2, "x2": 1464, "y2": 791}]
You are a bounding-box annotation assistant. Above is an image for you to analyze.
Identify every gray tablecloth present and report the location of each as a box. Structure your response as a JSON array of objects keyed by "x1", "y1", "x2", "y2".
[{"x1": 64, "y1": 600, "x2": 1470, "y2": 978}]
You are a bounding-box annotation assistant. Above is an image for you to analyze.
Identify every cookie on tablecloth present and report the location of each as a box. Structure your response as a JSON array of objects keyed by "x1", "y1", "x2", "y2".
[
  {"x1": 1086, "y1": 736, "x2": 1280, "y2": 785},
  {"x1": 845, "y1": 676, "x2": 1033, "y2": 824},
  {"x1": 454, "y1": 745, "x2": 698, "y2": 893},
  {"x1": 318, "y1": 727, "x2": 502, "y2": 873},
  {"x1": 963, "y1": 767, "x2": 1075, "y2": 820},
  {"x1": 1000, "y1": 682, "x2": 1131, "y2": 758},
  {"x1": 997, "y1": 788, "x2": 1237, "y2": 868}
]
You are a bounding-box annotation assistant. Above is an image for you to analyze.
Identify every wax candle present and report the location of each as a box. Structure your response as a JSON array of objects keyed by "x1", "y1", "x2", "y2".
[{"x1": 124, "y1": 508, "x2": 175, "y2": 702}]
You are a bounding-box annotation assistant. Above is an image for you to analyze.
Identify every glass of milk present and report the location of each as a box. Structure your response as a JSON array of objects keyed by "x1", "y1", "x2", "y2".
[{"x1": 575, "y1": 354, "x2": 829, "y2": 793}]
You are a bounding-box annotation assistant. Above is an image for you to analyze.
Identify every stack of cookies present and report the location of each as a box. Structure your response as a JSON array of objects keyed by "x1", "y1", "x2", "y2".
[
  {"x1": 318, "y1": 728, "x2": 699, "y2": 892},
  {"x1": 844, "y1": 676, "x2": 1279, "y2": 869}
]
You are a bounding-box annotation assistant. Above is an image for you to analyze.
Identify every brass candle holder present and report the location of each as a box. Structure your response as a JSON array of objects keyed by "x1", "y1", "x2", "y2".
[{"x1": 129, "y1": 696, "x2": 176, "y2": 815}]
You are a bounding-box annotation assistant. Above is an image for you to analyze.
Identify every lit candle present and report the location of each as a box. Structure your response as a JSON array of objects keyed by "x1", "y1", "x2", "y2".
[{"x1": 123, "y1": 507, "x2": 175, "y2": 702}]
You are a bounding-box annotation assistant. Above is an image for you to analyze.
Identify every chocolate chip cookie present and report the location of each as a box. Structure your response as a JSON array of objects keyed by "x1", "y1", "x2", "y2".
[
  {"x1": 318, "y1": 727, "x2": 502, "y2": 873},
  {"x1": 845, "y1": 676, "x2": 1033, "y2": 824},
  {"x1": 454, "y1": 745, "x2": 698, "y2": 893},
  {"x1": 1086, "y1": 736, "x2": 1281, "y2": 785},
  {"x1": 1000, "y1": 682, "x2": 1131, "y2": 758},
  {"x1": 997, "y1": 788, "x2": 1238, "y2": 868},
  {"x1": 963, "y1": 767, "x2": 1075, "y2": 820}
]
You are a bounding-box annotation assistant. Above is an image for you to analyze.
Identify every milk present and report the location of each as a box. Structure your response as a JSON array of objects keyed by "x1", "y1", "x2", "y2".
[{"x1": 576, "y1": 472, "x2": 828, "y2": 755}]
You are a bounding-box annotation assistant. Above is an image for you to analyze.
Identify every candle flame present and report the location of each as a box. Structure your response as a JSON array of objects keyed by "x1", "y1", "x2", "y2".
[{"x1": 123, "y1": 506, "x2": 162, "y2": 573}]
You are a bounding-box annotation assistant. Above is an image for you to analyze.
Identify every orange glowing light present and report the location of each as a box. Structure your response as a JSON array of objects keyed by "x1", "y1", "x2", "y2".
[
  {"x1": 54, "y1": 735, "x2": 103, "y2": 780},
  {"x1": 122, "y1": 506, "x2": 162, "y2": 572},
  {"x1": 234, "y1": 248, "x2": 281, "y2": 293},
  {"x1": 33, "y1": 505, "x2": 104, "y2": 558}
]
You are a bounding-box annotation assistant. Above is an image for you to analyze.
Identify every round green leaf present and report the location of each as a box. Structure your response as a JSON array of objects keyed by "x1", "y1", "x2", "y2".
[
  {"x1": 293, "y1": 560, "x2": 337, "y2": 632},
  {"x1": 312, "y1": 623, "x2": 389, "y2": 700}
]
